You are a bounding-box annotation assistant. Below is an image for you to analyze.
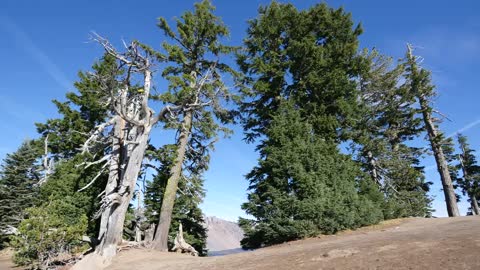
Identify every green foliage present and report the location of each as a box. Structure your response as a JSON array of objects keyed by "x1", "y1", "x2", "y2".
[
  {"x1": 35, "y1": 54, "x2": 118, "y2": 158},
  {"x1": 156, "y1": 0, "x2": 239, "y2": 144},
  {"x1": 10, "y1": 198, "x2": 87, "y2": 269},
  {"x1": 0, "y1": 140, "x2": 41, "y2": 248},
  {"x1": 39, "y1": 156, "x2": 106, "y2": 235},
  {"x1": 456, "y1": 134, "x2": 480, "y2": 207},
  {"x1": 239, "y1": 103, "x2": 383, "y2": 249},
  {"x1": 354, "y1": 50, "x2": 432, "y2": 219},
  {"x1": 32, "y1": 55, "x2": 118, "y2": 236},
  {"x1": 238, "y1": 1, "x2": 364, "y2": 142},
  {"x1": 144, "y1": 145, "x2": 207, "y2": 255}
]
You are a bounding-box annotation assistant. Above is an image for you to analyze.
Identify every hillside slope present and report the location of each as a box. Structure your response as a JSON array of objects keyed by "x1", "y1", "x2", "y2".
[
  {"x1": 204, "y1": 216, "x2": 244, "y2": 252},
  {"x1": 107, "y1": 216, "x2": 480, "y2": 270}
]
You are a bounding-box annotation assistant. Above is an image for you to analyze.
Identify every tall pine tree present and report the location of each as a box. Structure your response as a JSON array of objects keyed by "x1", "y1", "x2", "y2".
[
  {"x1": 144, "y1": 145, "x2": 207, "y2": 255},
  {"x1": 403, "y1": 44, "x2": 459, "y2": 217},
  {"x1": 354, "y1": 50, "x2": 431, "y2": 218},
  {"x1": 152, "y1": 0, "x2": 239, "y2": 250},
  {"x1": 457, "y1": 134, "x2": 480, "y2": 215},
  {"x1": 0, "y1": 140, "x2": 41, "y2": 247}
]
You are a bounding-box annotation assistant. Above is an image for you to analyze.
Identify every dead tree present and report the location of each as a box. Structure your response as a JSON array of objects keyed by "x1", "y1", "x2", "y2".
[
  {"x1": 79, "y1": 33, "x2": 178, "y2": 259},
  {"x1": 172, "y1": 223, "x2": 199, "y2": 256},
  {"x1": 406, "y1": 44, "x2": 459, "y2": 217}
]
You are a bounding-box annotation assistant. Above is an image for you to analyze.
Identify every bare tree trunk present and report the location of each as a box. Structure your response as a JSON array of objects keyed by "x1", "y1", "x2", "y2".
[
  {"x1": 153, "y1": 111, "x2": 193, "y2": 251},
  {"x1": 96, "y1": 125, "x2": 152, "y2": 257},
  {"x1": 144, "y1": 224, "x2": 155, "y2": 243},
  {"x1": 459, "y1": 152, "x2": 479, "y2": 216},
  {"x1": 366, "y1": 150, "x2": 380, "y2": 186},
  {"x1": 419, "y1": 98, "x2": 459, "y2": 217},
  {"x1": 471, "y1": 195, "x2": 480, "y2": 215}
]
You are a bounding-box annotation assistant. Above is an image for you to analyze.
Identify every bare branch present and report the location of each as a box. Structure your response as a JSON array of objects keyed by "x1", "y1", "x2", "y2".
[
  {"x1": 81, "y1": 117, "x2": 116, "y2": 154},
  {"x1": 78, "y1": 166, "x2": 107, "y2": 192}
]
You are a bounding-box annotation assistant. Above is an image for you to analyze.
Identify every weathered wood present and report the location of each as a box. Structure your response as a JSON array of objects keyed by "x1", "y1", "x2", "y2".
[
  {"x1": 144, "y1": 224, "x2": 156, "y2": 243},
  {"x1": 79, "y1": 35, "x2": 163, "y2": 260},
  {"x1": 171, "y1": 223, "x2": 199, "y2": 256}
]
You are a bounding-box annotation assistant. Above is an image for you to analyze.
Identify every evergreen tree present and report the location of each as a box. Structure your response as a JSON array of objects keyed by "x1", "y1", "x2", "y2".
[
  {"x1": 237, "y1": 2, "x2": 365, "y2": 142},
  {"x1": 403, "y1": 44, "x2": 459, "y2": 217},
  {"x1": 152, "y1": 0, "x2": 238, "y2": 250},
  {"x1": 145, "y1": 145, "x2": 207, "y2": 255},
  {"x1": 11, "y1": 197, "x2": 87, "y2": 268},
  {"x1": 36, "y1": 54, "x2": 117, "y2": 158},
  {"x1": 0, "y1": 140, "x2": 41, "y2": 247},
  {"x1": 33, "y1": 55, "x2": 120, "y2": 235},
  {"x1": 354, "y1": 50, "x2": 431, "y2": 218},
  {"x1": 239, "y1": 102, "x2": 383, "y2": 249},
  {"x1": 457, "y1": 134, "x2": 480, "y2": 215}
]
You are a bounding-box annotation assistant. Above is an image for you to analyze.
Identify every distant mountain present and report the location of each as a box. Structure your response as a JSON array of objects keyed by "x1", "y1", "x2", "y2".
[{"x1": 204, "y1": 216, "x2": 244, "y2": 255}]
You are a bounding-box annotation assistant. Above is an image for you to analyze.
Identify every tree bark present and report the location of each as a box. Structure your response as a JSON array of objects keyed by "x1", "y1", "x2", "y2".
[
  {"x1": 96, "y1": 125, "x2": 152, "y2": 257},
  {"x1": 419, "y1": 97, "x2": 459, "y2": 217},
  {"x1": 471, "y1": 195, "x2": 480, "y2": 215},
  {"x1": 153, "y1": 110, "x2": 193, "y2": 251},
  {"x1": 94, "y1": 66, "x2": 155, "y2": 258}
]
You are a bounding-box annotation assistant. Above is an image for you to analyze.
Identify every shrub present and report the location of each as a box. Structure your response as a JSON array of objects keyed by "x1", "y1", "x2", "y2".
[{"x1": 10, "y1": 197, "x2": 88, "y2": 269}]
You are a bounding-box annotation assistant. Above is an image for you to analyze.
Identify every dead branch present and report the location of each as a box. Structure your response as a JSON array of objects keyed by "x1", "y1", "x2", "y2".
[{"x1": 81, "y1": 118, "x2": 116, "y2": 154}]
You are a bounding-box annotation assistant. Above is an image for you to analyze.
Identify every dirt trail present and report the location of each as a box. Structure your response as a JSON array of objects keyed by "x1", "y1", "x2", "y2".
[
  {"x1": 2, "y1": 217, "x2": 479, "y2": 269},
  {"x1": 107, "y1": 216, "x2": 480, "y2": 270}
]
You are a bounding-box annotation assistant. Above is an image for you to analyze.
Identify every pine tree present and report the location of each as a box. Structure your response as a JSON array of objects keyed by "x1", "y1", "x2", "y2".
[
  {"x1": 238, "y1": 2, "x2": 385, "y2": 249},
  {"x1": 36, "y1": 54, "x2": 117, "y2": 158},
  {"x1": 457, "y1": 134, "x2": 480, "y2": 215},
  {"x1": 239, "y1": 102, "x2": 383, "y2": 249},
  {"x1": 354, "y1": 50, "x2": 431, "y2": 218},
  {"x1": 152, "y1": 0, "x2": 238, "y2": 250},
  {"x1": 237, "y1": 2, "x2": 365, "y2": 142},
  {"x1": 33, "y1": 55, "x2": 120, "y2": 235},
  {"x1": 404, "y1": 44, "x2": 459, "y2": 217},
  {"x1": 144, "y1": 145, "x2": 207, "y2": 255},
  {"x1": 0, "y1": 140, "x2": 41, "y2": 247}
]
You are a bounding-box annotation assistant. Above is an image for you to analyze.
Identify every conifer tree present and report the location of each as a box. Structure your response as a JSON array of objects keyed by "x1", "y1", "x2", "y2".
[
  {"x1": 457, "y1": 134, "x2": 480, "y2": 215},
  {"x1": 404, "y1": 44, "x2": 459, "y2": 217},
  {"x1": 355, "y1": 50, "x2": 431, "y2": 218},
  {"x1": 239, "y1": 102, "x2": 383, "y2": 249},
  {"x1": 238, "y1": 2, "x2": 365, "y2": 142},
  {"x1": 34, "y1": 55, "x2": 120, "y2": 235},
  {"x1": 238, "y1": 2, "x2": 384, "y2": 249},
  {"x1": 152, "y1": 0, "x2": 238, "y2": 251},
  {"x1": 0, "y1": 140, "x2": 41, "y2": 247},
  {"x1": 144, "y1": 145, "x2": 207, "y2": 255}
]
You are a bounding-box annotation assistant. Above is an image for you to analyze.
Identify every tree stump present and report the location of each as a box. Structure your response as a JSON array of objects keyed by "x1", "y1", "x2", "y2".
[{"x1": 171, "y1": 223, "x2": 199, "y2": 256}]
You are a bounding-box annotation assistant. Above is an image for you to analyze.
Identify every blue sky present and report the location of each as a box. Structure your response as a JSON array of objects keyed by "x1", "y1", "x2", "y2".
[{"x1": 0, "y1": 0, "x2": 479, "y2": 221}]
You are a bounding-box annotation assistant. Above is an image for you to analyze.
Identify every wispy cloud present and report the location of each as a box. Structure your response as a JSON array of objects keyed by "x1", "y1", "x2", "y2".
[
  {"x1": 424, "y1": 118, "x2": 480, "y2": 172},
  {"x1": 0, "y1": 15, "x2": 71, "y2": 90},
  {"x1": 446, "y1": 118, "x2": 480, "y2": 138}
]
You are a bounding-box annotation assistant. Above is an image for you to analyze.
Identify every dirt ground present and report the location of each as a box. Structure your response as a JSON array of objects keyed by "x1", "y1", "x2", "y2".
[
  {"x1": 2, "y1": 216, "x2": 479, "y2": 269},
  {"x1": 0, "y1": 249, "x2": 15, "y2": 270},
  {"x1": 107, "y1": 216, "x2": 480, "y2": 270}
]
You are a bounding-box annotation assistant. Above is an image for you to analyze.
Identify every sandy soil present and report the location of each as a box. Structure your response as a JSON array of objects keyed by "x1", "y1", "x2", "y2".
[
  {"x1": 106, "y1": 216, "x2": 480, "y2": 270},
  {"x1": 0, "y1": 249, "x2": 15, "y2": 270},
  {"x1": 2, "y1": 216, "x2": 479, "y2": 269}
]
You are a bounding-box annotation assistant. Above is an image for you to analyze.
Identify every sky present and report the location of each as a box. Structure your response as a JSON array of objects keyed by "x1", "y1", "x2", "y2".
[{"x1": 0, "y1": 0, "x2": 479, "y2": 221}]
